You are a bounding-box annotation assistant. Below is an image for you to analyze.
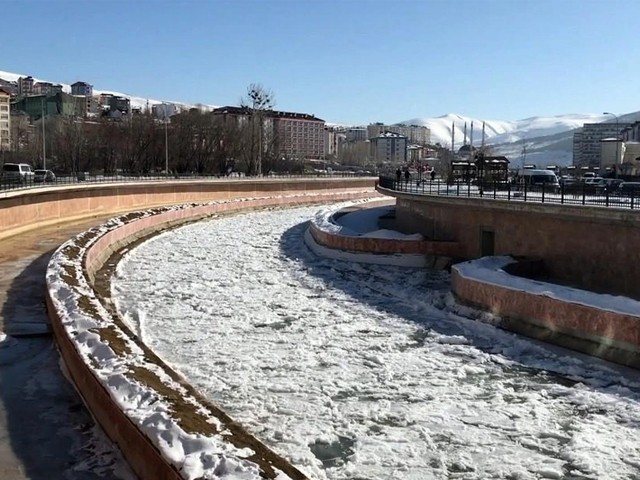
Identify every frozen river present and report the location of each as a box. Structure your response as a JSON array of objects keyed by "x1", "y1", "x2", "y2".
[{"x1": 112, "y1": 204, "x2": 640, "y2": 480}]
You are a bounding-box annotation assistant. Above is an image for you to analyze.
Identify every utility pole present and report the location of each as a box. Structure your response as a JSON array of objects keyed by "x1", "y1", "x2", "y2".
[
  {"x1": 164, "y1": 112, "x2": 169, "y2": 177},
  {"x1": 41, "y1": 96, "x2": 46, "y2": 170},
  {"x1": 603, "y1": 112, "x2": 619, "y2": 176}
]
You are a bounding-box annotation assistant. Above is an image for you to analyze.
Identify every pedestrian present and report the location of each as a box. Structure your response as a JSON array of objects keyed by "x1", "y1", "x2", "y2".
[
  {"x1": 430, "y1": 169, "x2": 436, "y2": 181},
  {"x1": 396, "y1": 168, "x2": 402, "y2": 182},
  {"x1": 404, "y1": 169, "x2": 410, "y2": 183}
]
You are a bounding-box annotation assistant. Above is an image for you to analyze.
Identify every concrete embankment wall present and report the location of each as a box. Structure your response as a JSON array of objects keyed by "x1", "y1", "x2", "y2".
[
  {"x1": 451, "y1": 262, "x2": 640, "y2": 369},
  {"x1": 379, "y1": 188, "x2": 640, "y2": 299},
  {"x1": 308, "y1": 221, "x2": 461, "y2": 256},
  {"x1": 1, "y1": 177, "x2": 374, "y2": 241}
]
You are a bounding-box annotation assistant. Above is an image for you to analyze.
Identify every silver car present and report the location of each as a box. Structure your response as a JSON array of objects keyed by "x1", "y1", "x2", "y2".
[{"x1": 34, "y1": 169, "x2": 56, "y2": 183}]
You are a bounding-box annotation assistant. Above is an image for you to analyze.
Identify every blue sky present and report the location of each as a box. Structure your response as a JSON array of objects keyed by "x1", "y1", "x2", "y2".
[{"x1": 2, "y1": 0, "x2": 639, "y2": 125}]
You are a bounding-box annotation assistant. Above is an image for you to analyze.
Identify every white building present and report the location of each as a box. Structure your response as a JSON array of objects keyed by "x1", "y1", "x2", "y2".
[
  {"x1": 0, "y1": 88, "x2": 10, "y2": 152},
  {"x1": 367, "y1": 123, "x2": 430, "y2": 145},
  {"x1": 369, "y1": 131, "x2": 407, "y2": 164},
  {"x1": 573, "y1": 122, "x2": 631, "y2": 168}
]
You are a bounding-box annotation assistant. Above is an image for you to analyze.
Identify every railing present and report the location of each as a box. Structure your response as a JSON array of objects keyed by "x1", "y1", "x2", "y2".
[
  {"x1": 0, "y1": 171, "x2": 375, "y2": 193},
  {"x1": 378, "y1": 176, "x2": 640, "y2": 210}
]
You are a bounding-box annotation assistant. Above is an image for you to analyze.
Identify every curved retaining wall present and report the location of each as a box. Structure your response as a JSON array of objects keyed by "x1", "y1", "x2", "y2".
[
  {"x1": 0, "y1": 177, "x2": 374, "y2": 241},
  {"x1": 44, "y1": 186, "x2": 376, "y2": 480},
  {"x1": 378, "y1": 186, "x2": 640, "y2": 298},
  {"x1": 309, "y1": 221, "x2": 460, "y2": 256},
  {"x1": 452, "y1": 257, "x2": 640, "y2": 369}
]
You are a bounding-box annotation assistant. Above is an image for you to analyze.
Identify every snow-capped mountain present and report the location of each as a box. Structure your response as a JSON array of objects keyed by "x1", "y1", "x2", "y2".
[
  {"x1": 400, "y1": 113, "x2": 610, "y2": 149},
  {"x1": 0, "y1": 70, "x2": 216, "y2": 111},
  {"x1": 399, "y1": 112, "x2": 640, "y2": 167}
]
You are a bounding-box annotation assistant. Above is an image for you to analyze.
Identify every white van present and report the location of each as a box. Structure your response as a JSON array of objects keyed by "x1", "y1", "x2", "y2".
[
  {"x1": 520, "y1": 169, "x2": 560, "y2": 191},
  {"x1": 2, "y1": 163, "x2": 35, "y2": 184}
]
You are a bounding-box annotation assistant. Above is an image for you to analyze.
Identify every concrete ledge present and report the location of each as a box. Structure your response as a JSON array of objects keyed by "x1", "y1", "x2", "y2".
[
  {"x1": 451, "y1": 257, "x2": 640, "y2": 369},
  {"x1": 1, "y1": 177, "x2": 375, "y2": 242},
  {"x1": 309, "y1": 221, "x2": 460, "y2": 256},
  {"x1": 45, "y1": 186, "x2": 375, "y2": 479}
]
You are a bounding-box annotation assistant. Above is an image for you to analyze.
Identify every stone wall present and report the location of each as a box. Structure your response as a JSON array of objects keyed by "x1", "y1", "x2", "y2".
[{"x1": 381, "y1": 189, "x2": 640, "y2": 298}]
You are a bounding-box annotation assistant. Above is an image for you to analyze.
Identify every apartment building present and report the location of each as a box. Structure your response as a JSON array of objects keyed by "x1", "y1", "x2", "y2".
[
  {"x1": 0, "y1": 88, "x2": 10, "y2": 151},
  {"x1": 323, "y1": 126, "x2": 344, "y2": 158},
  {"x1": 346, "y1": 127, "x2": 367, "y2": 143},
  {"x1": 18, "y1": 76, "x2": 35, "y2": 96},
  {"x1": 12, "y1": 93, "x2": 85, "y2": 119},
  {"x1": 369, "y1": 131, "x2": 407, "y2": 164},
  {"x1": 621, "y1": 121, "x2": 640, "y2": 143},
  {"x1": 71, "y1": 81, "x2": 93, "y2": 96},
  {"x1": 213, "y1": 106, "x2": 326, "y2": 160},
  {"x1": 0, "y1": 78, "x2": 18, "y2": 97},
  {"x1": 367, "y1": 123, "x2": 430, "y2": 145},
  {"x1": 34, "y1": 82, "x2": 52, "y2": 95},
  {"x1": 272, "y1": 110, "x2": 325, "y2": 160},
  {"x1": 573, "y1": 122, "x2": 631, "y2": 168}
]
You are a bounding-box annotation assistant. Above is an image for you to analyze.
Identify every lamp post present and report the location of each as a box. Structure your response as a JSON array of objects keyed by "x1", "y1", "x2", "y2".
[
  {"x1": 41, "y1": 96, "x2": 46, "y2": 170},
  {"x1": 162, "y1": 103, "x2": 169, "y2": 177},
  {"x1": 603, "y1": 112, "x2": 619, "y2": 175}
]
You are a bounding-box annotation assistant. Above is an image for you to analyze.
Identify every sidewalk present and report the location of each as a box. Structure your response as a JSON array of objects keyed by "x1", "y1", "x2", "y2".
[{"x1": 0, "y1": 217, "x2": 131, "y2": 480}]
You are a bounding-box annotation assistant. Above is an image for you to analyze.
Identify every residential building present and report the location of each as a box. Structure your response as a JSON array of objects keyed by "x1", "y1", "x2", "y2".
[
  {"x1": 573, "y1": 122, "x2": 631, "y2": 168},
  {"x1": 0, "y1": 88, "x2": 11, "y2": 151},
  {"x1": 271, "y1": 110, "x2": 325, "y2": 160},
  {"x1": 323, "y1": 126, "x2": 343, "y2": 158},
  {"x1": 18, "y1": 76, "x2": 35, "y2": 96},
  {"x1": 0, "y1": 78, "x2": 18, "y2": 97},
  {"x1": 367, "y1": 123, "x2": 430, "y2": 145},
  {"x1": 102, "y1": 96, "x2": 131, "y2": 118},
  {"x1": 369, "y1": 131, "x2": 407, "y2": 164},
  {"x1": 71, "y1": 81, "x2": 93, "y2": 96},
  {"x1": 78, "y1": 95, "x2": 100, "y2": 117},
  {"x1": 621, "y1": 121, "x2": 640, "y2": 142},
  {"x1": 213, "y1": 106, "x2": 326, "y2": 160},
  {"x1": 12, "y1": 92, "x2": 85, "y2": 119},
  {"x1": 33, "y1": 82, "x2": 63, "y2": 95},
  {"x1": 346, "y1": 128, "x2": 367, "y2": 143},
  {"x1": 152, "y1": 103, "x2": 179, "y2": 119}
]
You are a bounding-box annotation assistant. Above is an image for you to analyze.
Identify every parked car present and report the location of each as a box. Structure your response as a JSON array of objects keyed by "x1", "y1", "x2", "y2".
[
  {"x1": 1, "y1": 163, "x2": 35, "y2": 184},
  {"x1": 34, "y1": 169, "x2": 56, "y2": 183},
  {"x1": 521, "y1": 169, "x2": 560, "y2": 192},
  {"x1": 619, "y1": 182, "x2": 640, "y2": 196}
]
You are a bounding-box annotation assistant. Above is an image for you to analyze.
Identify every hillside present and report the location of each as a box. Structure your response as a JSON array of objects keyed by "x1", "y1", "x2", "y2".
[{"x1": 0, "y1": 69, "x2": 216, "y2": 111}]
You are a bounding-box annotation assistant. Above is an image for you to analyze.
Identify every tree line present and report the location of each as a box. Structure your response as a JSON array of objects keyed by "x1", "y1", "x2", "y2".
[{"x1": 2, "y1": 84, "x2": 312, "y2": 176}]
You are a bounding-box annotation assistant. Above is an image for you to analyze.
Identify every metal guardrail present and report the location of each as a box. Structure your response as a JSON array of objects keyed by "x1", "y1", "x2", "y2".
[
  {"x1": 0, "y1": 171, "x2": 375, "y2": 194},
  {"x1": 378, "y1": 175, "x2": 640, "y2": 210}
]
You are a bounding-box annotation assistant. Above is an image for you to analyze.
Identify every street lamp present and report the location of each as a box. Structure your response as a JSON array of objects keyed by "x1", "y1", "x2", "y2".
[
  {"x1": 41, "y1": 96, "x2": 46, "y2": 170},
  {"x1": 603, "y1": 112, "x2": 619, "y2": 175},
  {"x1": 162, "y1": 103, "x2": 169, "y2": 177}
]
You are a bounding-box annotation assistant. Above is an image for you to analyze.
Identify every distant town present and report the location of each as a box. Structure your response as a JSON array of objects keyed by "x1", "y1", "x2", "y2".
[{"x1": 1, "y1": 74, "x2": 640, "y2": 182}]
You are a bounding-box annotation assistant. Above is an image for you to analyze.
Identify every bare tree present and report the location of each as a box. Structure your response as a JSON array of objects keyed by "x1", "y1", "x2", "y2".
[{"x1": 240, "y1": 83, "x2": 275, "y2": 176}]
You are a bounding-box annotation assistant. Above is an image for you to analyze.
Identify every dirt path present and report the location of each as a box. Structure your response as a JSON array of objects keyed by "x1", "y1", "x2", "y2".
[{"x1": 0, "y1": 216, "x2": 132, "y2": 480}]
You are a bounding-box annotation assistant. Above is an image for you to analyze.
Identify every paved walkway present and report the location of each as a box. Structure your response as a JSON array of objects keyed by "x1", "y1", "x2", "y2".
[{"x1": 0, "y1": 217, "x2": 130, "y2": 480}]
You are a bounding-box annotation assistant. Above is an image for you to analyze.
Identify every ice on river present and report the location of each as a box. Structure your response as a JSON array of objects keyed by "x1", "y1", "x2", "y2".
[{"x1": 111, "y1": 204, "x2": 640, "y2": 480}]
